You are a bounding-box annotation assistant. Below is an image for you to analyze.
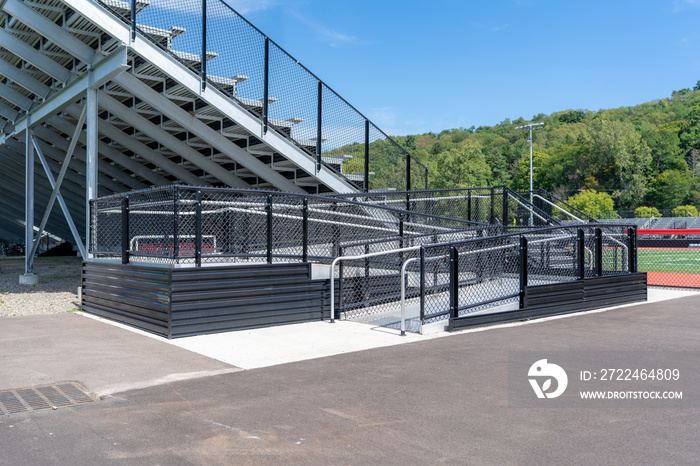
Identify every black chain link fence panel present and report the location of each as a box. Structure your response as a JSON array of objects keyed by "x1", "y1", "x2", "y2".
[
  {"x1": 335, "y1": 249, "x2": 422, "y2": 333},
  {"x1": 90, "y1": 186, "x2": 474, "y2": 265},
  {"x1": 90, "y1": 195, "x2": 121, "y2": 257},
  {"x1": 525, "y1": 229, "x2": 580, "y2": 286},
  {"x1": 127, "y1": 188, "x2": 176, "y2": 264},
  {"x1": 600, "y1": 226, "x2": 631, "y2": 276}
]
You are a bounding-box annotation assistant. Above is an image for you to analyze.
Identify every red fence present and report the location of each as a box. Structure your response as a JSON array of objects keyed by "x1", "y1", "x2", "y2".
[{"x1": 637, "y1": 229, "x2": 700, "y2": 288}]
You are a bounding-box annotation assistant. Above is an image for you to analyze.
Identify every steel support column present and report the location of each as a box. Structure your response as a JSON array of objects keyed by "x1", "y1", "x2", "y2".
[
  {"x1": 23, "y1": 128, "x2": 35, "y2": 280},
  {"x1": 86, "y1": 85, "x2": 98, "y2": 257}
]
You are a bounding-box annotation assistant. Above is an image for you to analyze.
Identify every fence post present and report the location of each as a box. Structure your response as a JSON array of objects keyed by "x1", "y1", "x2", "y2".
[
  {"x1": 130, "y1": 0, "x2": 136, "y2": 41},
  {"x1": 406, "y1": 154, "x2": 411, "y2": 192},
  {"x1": 419, "y1": 246, "x2": 425, "y2": 322},
  {"x1": 364, "y1": 119, "x2": 370, "y2": 192},
  {"x1": 266, "y1": 195, "x2": 273, "y2": 263},
  {"x1": 490, "y1": 188, "x2": 495, "y2": 224},
  {"x1": 121, "y1": 196, "x2": 129, "y2": 265},
  {"x1": 578, "y1": 228, "x2": 585, "y2": 280},
  {"x1": 338, "y1": 245, "x2": 344, "y2": 321},
  {"x1": 502, "y1": 186, "x2": 508, "y2": 227},
  {"x1": 628, "y1": 227, "x2": 637, "y2": 273},
  {"x1": 595, "y1": 228, "x2": 602, "y2": 277},
  {"x1": 172, "y1": 187, "x2": 179, "y2": 263},
  {"x1": 316, "y1": 81, "x2": 322, "y2": 171},
  {"x1": 449, "y1": 247, "x2": 459, "y2": 319},
  {"x1": 519, "y1": 236, "x2": 528, "y2": 309},
  {"x1": 263, "y1": 37, "x2": 269, "y2": 134},
  {"x1": 467, "y1": 190, "x2": 472, "y2": 222},
  {"x1": 302, "y1": 198, "x2": 308, "y2": 262},
  {"x1": 195, "y1": 190, "x2": 202, "y2": 267},
  {"x1": 363, "y1": 243, "x2": 370, "y2": 308},
  {"x1": 201, "y1": 0, "x2": 207, "y2": 91}
]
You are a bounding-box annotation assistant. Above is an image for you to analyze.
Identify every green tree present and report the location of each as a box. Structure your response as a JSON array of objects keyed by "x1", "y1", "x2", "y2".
[
  {"x1": 431, "y1": 140, "x2": 492, "y2": 188},
  {"x1": 567, "y1": 190, "x2": 617, "y2": 219},
  {"x1": 647, "y1": 169, "x2": 692, "y2": 210},
  {"x1": 510, "y1": 151, "x2": 560, "y2": 192},
  {"x1": 672, "y1": 205, "x2": 699, "y2": 217},
  {"x1": 634, "y1": 206, "x2": 661, "y2": 218},
  {"x1": 643, "y1": 123, "x2": 686, "y2": 173},
  {"x1": 584, "y1": 118, "x2": 652, "y2": 209}
]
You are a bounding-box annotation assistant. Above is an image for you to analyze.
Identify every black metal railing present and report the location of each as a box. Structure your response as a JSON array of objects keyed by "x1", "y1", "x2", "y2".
[
  {"x1": 518, "y1": 189, "x2": 597, "y2": 223},
  {"x1": 333, "y1": 223, "x2": 637, "y2": 328},
  {"x1": 89, "y1": 185, "x2": 481, "y2": 265},
  {"x1": 96, "y1": 0, "x2": 427, "y2": 192},
  {"x1": 422, "y1": 224, "x2": 635, "y2": 321}
]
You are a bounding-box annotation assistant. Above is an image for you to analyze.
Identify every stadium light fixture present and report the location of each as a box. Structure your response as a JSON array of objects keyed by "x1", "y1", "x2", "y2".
[{"x1": 516, "y1": 122, "x2": 544, "y2": 226}]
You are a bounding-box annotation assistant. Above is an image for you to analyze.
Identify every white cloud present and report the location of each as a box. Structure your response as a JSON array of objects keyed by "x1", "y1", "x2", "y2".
[
  {"x1": 223, "y1": 0, "x2": 280, "y2": 14},
  {"x1": 367, "y1": 106, "x2": 429, "y2": 137},
  {"x1": 288, "y1": 11, "x2": 372, "y2": 47}
]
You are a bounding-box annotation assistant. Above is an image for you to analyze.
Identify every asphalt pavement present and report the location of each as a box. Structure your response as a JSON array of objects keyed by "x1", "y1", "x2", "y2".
[{"x1": 1, "y1": 293, "x2": 699, "y2": 465}]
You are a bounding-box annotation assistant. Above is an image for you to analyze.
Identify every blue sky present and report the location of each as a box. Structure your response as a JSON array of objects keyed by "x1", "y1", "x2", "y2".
[{"x1": 224, "y1": 0, "x2": 700, "y2": 136}]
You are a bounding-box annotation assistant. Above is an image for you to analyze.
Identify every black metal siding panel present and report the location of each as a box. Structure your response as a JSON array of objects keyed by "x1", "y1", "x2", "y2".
[
  {"x1": 169, "y1": 263, "x2": 330, "y2": 338},
  {"x1": 449, "y1": 273, "x2": 647, "y2": 331},
  {"x1": 81, "y1": 262, "x2": 171, "y2": 337}
]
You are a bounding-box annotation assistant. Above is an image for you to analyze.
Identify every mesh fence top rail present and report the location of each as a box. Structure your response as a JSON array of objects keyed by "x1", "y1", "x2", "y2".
[{"x1": 96, "y1": 0, "x2": 427, "y2": 192}]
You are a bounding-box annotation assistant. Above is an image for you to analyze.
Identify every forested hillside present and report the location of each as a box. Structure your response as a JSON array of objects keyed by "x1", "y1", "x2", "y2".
[{"x1": 356, "y1": 83, "x2": 700, "y2": 217}]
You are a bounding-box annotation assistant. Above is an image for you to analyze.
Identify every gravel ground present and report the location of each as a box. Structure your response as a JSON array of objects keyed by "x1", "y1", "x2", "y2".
[{"x1": 0, "y1": 256, "x2": 82, "y2": 317}]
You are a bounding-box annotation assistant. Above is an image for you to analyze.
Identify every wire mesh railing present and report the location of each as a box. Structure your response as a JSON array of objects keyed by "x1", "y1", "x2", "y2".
[
  {"x1": 96, "y1": 0, "x2": 427, "y2": 192},
  {"x1": 89, "y1": 185, "x2": 480, "y2": 265},
  {"x1": 331, "y1": 224, "x2": 638, "y2": 331},
  {"x1": 417, "y1": 224, "x2": 635, "y2": 323},
  {"x1": 329, "y1": 186, "x2": 560, "y2": 228}
]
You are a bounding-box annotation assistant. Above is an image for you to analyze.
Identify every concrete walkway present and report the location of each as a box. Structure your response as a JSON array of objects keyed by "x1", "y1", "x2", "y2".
[{"x1": 83, "y1": 286, "x2": 699, "y2": 370}]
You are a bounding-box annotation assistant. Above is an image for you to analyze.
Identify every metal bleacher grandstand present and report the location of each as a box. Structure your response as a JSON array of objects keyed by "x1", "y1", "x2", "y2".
[{"x1": 0, "y1": 0, "x2": 647, "y2": 336}]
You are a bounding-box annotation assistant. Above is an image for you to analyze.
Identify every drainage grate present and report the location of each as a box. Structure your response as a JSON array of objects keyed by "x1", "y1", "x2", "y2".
[{"x1": 0, "y1": 382, "x2": 98, "y2": 415}]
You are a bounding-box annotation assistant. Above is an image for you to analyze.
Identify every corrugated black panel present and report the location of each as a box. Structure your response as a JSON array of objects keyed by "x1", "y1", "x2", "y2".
[
  {"x1": 170, "y1": 263, "x2": 329, "y2": 338},
  {"x1": 449, "y1": 273, "x2": 647, "y2": 331},
  {"x1": 81, "y1": 263, "x2": 171, "y2": 337},
  {"x1": 81, "y1": 262, "x2": 331, "y2": 339}
]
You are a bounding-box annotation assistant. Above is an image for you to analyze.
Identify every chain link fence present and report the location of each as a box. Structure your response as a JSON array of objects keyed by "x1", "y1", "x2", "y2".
[
  {"x1": 414, "y1": 225, "x2": 635, "y2": 325},
  {"x1": 637, "y1": 231, "x2": 700, "y2": 288},
  {"x1": 330, "y1": 186, "x2": 560, "y2": 228},
  {"x1": 89, "y1": 185, "x2": 478, "y2": 265},
  {"x1": 96, "y1": 0, "x2": 426, "y2": 192}
]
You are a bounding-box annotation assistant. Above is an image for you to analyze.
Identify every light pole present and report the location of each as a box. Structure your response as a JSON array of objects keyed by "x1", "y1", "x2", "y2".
[{"x1": 516, "y1": 122, "x2": 544, "y2": 226}]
